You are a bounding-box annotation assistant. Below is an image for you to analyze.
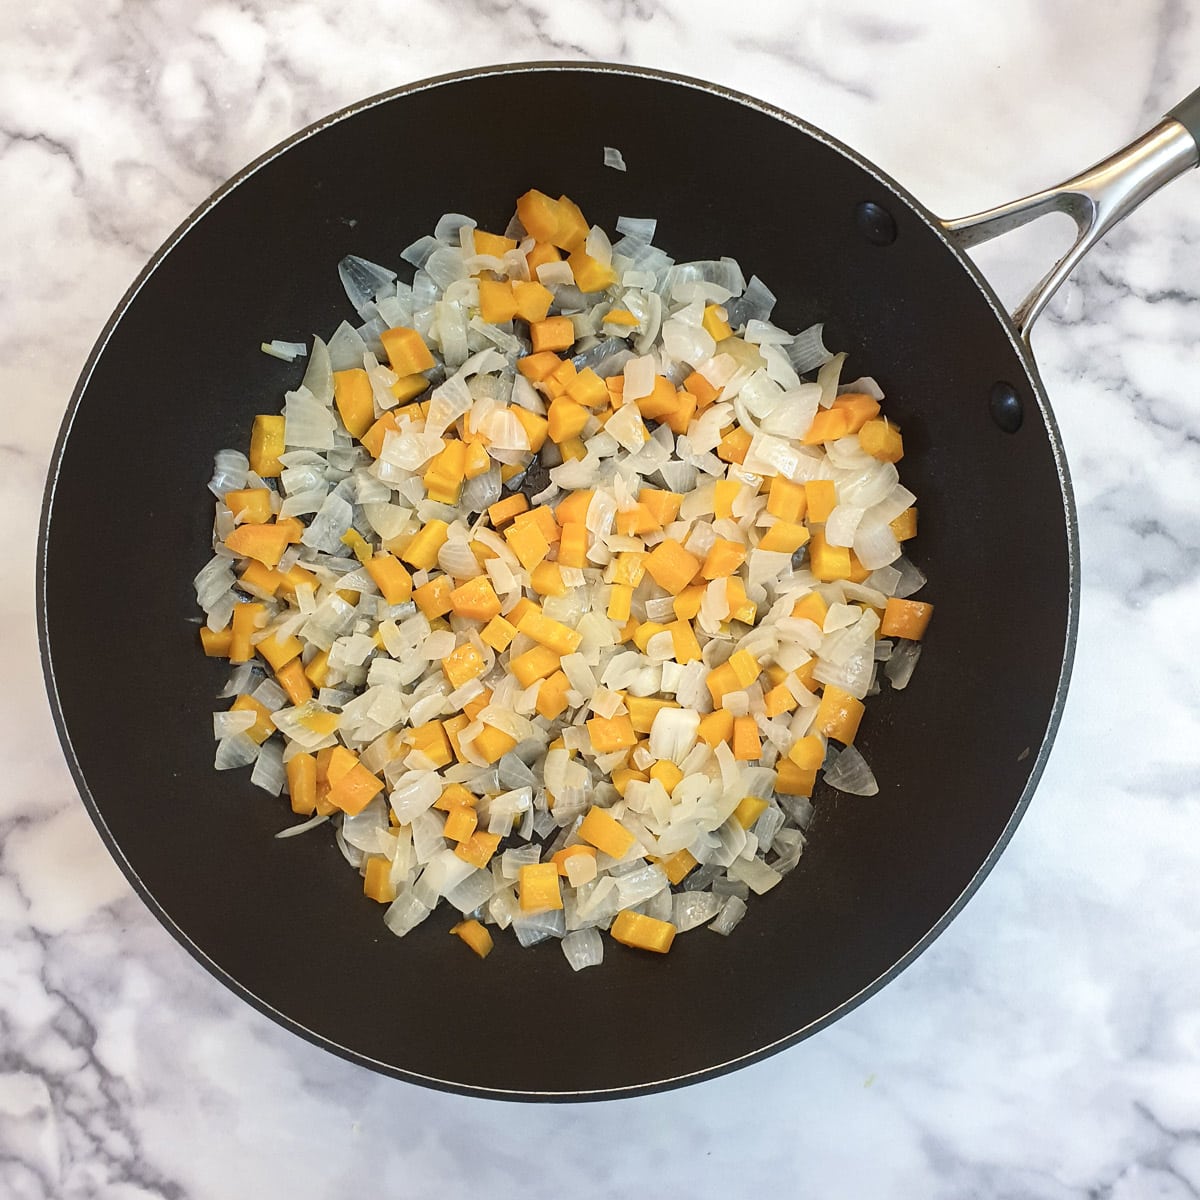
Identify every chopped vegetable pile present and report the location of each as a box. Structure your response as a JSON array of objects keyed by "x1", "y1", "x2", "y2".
[{"x1": 194, "y1": 188, "x2": 933, "y2": 969}]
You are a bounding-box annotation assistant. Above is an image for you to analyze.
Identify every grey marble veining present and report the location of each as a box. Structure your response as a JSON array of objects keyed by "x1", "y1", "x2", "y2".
[{"x1": 5, "y1": 2, "x2": 1200, "y2": 1196}]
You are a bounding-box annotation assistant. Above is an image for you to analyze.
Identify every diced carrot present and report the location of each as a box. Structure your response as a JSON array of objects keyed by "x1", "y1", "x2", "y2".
[
  {"x1": 615, "y1": 502, "x2": 658, "y2": 536},
  {"x1": 530, "y1": 316, "x2": 576, "y2": 354},
  {"x1": 303, "y1": 648, "x2": 330, "y2": 689},
  {"x1": 672, "y1": 583, "x2": 705, "y2": 621},
  {"x1": 480, "y1": 615, "x2": 517, "y2": 652},
  {"x1": 478, "y1": 278, "x2": 518, "y2": 324},
  {"x1": 286, "y1": 752, "x2": 317, "y2": 815},
  {"x1": 423, "y1": 438, "x2": 468, "y2": 504},
  {"x1": 587, "y1": 714, "x2": 637, "y2": 754},
  {"x1": 365, "y1": 553, "x2": 413, "y2": 605},
  {"x1": 732, "y1": 796, "x2": 768, "y2": 829},
  {"x1": 831, "y1": 392, "x2": 882, "y2": 432},
  {"x1": 639, "y1": 488, "x2": 683, "y2": 526},
  {"x1": 662, "y1": 388, "x2": 697, "y2": 435},
  {"x1": 890, "y1": 507, "x2": 918, "y2": 541},
  {"x1": 804, "y1": 479, "x2": 838, "y2": 523},
  {"x1": 808, "y1": 529, "x2": 852, "y2": 581},
  {"x1": 880, "y1": 598, "x2": 934, "y2": 640},
  {"x1": 454, "y1": 832, "x2": 502, "y2": 869},
  {"x1": 551, "y1": 844, "x2": 597, "y2": 875},
  {"x1": 249, "y1": 415, "x2": 285, "y2": 477},
  {"x1": 435, "y1": 783, "x2": 476, "y2": 811},
  {"x1": 473, "y1": 229, "x2": 517, "y2": 257},
  {"x1": 859, "y1": 418, "x2": 904, "y2": 462},
  {"x1": 667, "y1": 618, "x2": 702, "y2": 664},
  {"x1": 487, "y1": 493, "x2": 529, "y2": 528},
  {"x1": 400, "y1": 520, "x2": 450, "y2": 570},
  {"x1": 229, "y1": 602, "x2": 265, "y2": 663},
  {"x1": 728, "y1": 649, "x2": 761, "y2": 687},
  {"x1": 604, "y1": 308, "x2": 640, "y2": 328},
  {"x1": 472, "y1": 724, "x2": 518, "y2": 764},
  {"x1": 567, "y1": 247, "x2": 617, "y2": 292},
  {"x1": 530, "y1": 561, "x2": 566, "y2": 596},
  {"x1": 763, "y1": 683, "x2": 798, "y2": 717},
  {"x1": 513, "y1": 280, "x2": 554, "y2": 323},
  {"x1": 442, "y1": 642, "x2": 487, "y2": 689},
  {"x1": 644, "y1": 538, "x2": 701, "y2": 594},
  {"x1": 776, "y1": 759, "x2": 817, "y2": 796},
  {"x1": 508, "y1": 405, "x2": 548, "y2": 452},
  {"x1": 702, "y1": 303, "x2": 733, "y2": 341},
  {"x1": 519, "y1": 861, "x2": 563, "y2": 912},
  {"x1": 579, "y1": 806, "x2": 636, "y2": 859},
  {"x1": 333, "y1": 368, "x2": 375, "y2": 438},
  {"x1": 717, "y1": 425, "x2": 752, "y2": 464},
  {"x1": 388, "y1": 373, "x2": 429, "y2": 405},
  {"x1": 238, "y1": 560, "x2": 282, "y2": 597},
  {"x1": 449, "y1": 576, "x2": 502, "y2": 621},
  {"x1": 199, "y1": 626, "x2": 232, "y2": 657},
  {"x1": 450, "y1": 918, "x2": 494, "y2": 957},
  {"x1": 611, "y1": 910, "x2": 675, "y2": 953},
  {"x1": 556, "y1": 521, "x2": 589, "y2": 569},
  {"x1": 788, "y1": 735, "x2": 825, "y2": 771},
  {"x1": 525, "y1": 240, "x2": 561, "y2": 275},
  {"x1": 683, "y1": 370, "x2": 719, "y2": 407},
  {"x1": 536, "y1": 670, "x2": 571, "y2": 720},
  {"x1": 379, "y1": 326, "x2": 435, "y2": 375},
  {"x1": 634, "y1": 374, "x2": 680, "y2": 420},
  {"x1": 230, "y1": 694, "x2": 274, "y2": 743},
  {"x1": 361, "y1": 410, "x2": 400, "y2": 459},
  {"x1": 725, "y1": 575, "x2": 757, "y2": 624},
  {"x1": 758, "y1": 520, "x2": 810, "y2": 554},
  {"x1": 510, "y1": 644, "x2": 560, "y2": 688},
  {"x1": 731, "y1": 716, "x2": 762, "y2": 761},
  {"x1": 443, "y1": 805, "x2": 478, "y2": 843},
  {"x1": 660, "y1": 848, "x2": 698, "y2": 885},
  {"x1": 224, "y1": 523, "x2": 291, "y2": 569},
  {"x1": 514, "y1": 504, "x2": 560, "y2": 545},
  {"x1": 406, "y1": 720, "x2": 452, "y2": 768},
  {"x1": 225, "y1": 487, "x2": 273, "y2": 524},
  {"x1": 547, "y1": 396, "x2": 589, "y2": 443},
  {"x1": 701, "y1": 537, "x2": 746, "y2": 579},
  {"x1": 362, "y1": 857, "x2": 397, "y2": 904},
  {"x1": 791, "y1": 591, "x2": 828, "y2": 627},
  {"x1": 505, "y1": 520, "x2": 550, "y2": 571},
  {"x1": 413, "y1": 575, "x2": 453, "y2": 619},
  {"x1": 814, "y1": 685, "x2": 865, "y2": 744},
  {"x1": 274, "y1": 659, "x2": 313, "y2": 707},
  {"x1": 517, "y1": 190, "x2": 573, "y2": 249},
  {"x1": 256, "y1": 631, "x2": 302, "y2": 671},
  {"x1": 328, "y1": 760, "x2": 384, "y2": 816},
  {"x1": 767, "y1": 476, "x2": 808, "y2": 522},
  {"x1": 565, "y1": 367, "x2": 608, "y2": 409},
  {"x1": 517, "y1": 350, "x2": 562, "y2": 383}
]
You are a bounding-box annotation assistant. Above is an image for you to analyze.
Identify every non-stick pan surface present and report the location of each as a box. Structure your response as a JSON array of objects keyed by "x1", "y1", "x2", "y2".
[{"x1": 39, "y1": 63, "x2": 1075, "y2": 1098}]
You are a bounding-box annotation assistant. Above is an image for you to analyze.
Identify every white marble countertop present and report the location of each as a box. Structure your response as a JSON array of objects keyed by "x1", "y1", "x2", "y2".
[{"x1": 6, "y1": 2, "x2": 1200, "y2": 1196}]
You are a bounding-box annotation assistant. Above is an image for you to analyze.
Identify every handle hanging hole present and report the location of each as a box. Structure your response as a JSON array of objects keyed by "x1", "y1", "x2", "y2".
[
  {"x1": 855, "y1": 201, "x2": 897, "y2": 246},
  {"x1": 989, "y1": 382, "x2": 1024, "y2": 433}
]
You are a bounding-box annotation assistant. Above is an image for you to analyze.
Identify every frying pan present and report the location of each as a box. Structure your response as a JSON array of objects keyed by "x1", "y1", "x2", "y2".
[{"x1": 38, "y1": 64, "x2": 1200, "y2": 1100}]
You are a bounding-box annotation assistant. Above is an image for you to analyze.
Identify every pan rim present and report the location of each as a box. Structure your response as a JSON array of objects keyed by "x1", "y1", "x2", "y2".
[{"x1": 37, "y1": 59, "x2": 1080, "y2": 1101}]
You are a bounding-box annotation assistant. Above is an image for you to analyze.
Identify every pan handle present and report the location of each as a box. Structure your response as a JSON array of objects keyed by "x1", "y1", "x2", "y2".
[{"x1": 940, "y1": 88, "x2": 1200, "y2": 342}]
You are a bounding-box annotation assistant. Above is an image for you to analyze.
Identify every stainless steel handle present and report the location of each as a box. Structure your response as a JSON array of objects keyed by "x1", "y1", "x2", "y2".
[{"x1": 940, "y1": 110, "x2": 1199, "y2": 342}]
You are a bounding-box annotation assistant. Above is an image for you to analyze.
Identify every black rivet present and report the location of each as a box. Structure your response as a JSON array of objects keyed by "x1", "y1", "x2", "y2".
[
  {"x1": 855, "y1": 201, "x2": 897, "y2": 246},
  {"x1": 989, "y1": 381, "x2": 1023, "y2": 433}
]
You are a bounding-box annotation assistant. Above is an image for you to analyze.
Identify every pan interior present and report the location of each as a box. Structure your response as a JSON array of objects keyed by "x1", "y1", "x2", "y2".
[{"x1": 41, "y1": 65, "x2": 1073, "y2": 1098}]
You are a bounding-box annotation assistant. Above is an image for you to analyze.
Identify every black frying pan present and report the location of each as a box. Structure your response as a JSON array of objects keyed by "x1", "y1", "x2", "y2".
[{"x1": 38, "y1": 64, "x2": 1200, "y2": 1099}]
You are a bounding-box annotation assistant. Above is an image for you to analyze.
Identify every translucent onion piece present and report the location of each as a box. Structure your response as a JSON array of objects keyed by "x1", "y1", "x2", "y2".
[
  {"x1": 602, "y1": 146, "x2": 627, "y2": 172},
  {"x1": 338, "y1": 256, "x2": 397, "y2": 311},
  {"x1": 822, "y1": 745, "x2": 879, "y2": 796}
]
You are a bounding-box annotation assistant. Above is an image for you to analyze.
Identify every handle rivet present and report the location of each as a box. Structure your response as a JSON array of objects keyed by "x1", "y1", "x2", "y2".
[
  {"x1": 855, "y1": 201, "x2": 897, "y2": 246},
  {"x1": 990, "y1": 382, "x2": 1024, "y2": 433}
]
